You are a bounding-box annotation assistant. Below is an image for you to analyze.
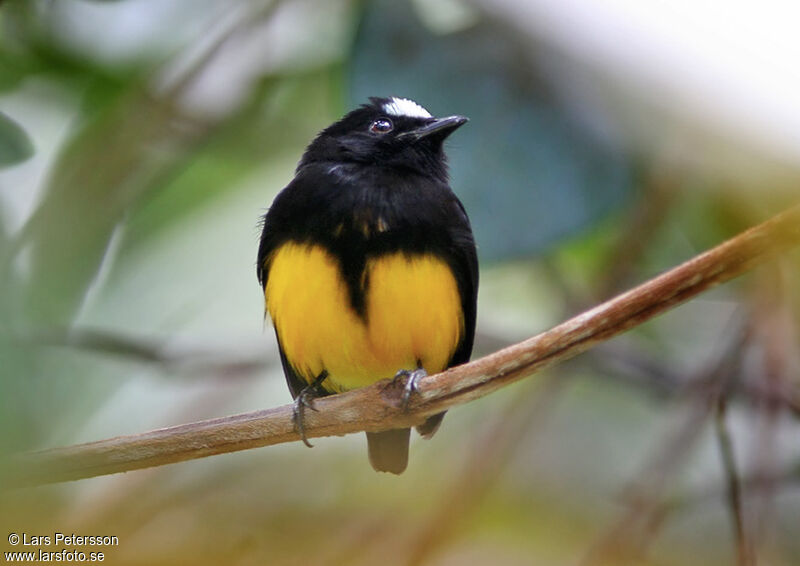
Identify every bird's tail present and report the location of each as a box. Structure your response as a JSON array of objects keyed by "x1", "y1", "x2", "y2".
[{"x1": 366, "y1": 429, "x2": 411, "y2": 474}]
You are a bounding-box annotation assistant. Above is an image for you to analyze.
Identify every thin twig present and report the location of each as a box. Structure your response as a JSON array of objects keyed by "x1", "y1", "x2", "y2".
[
  {"x1": 668, "y1": 460, "x2": 800, "y2": 514},
  {"x1": 747, "y1": 263, "x2": 790, "y2": 549},
  {"x1": 17, "y1": 326, "x2": 276, "y2": 378},
  {"x1": 3, "y1": 204, "x2": 800, "y2": 488},
  {"x1": 403, "y1": 373, "x2": 569, "y2": 566},
  {"x1": 580, "y1": 323, "x2": 751, "y2": 566},
  {"x1": 160, "y1": 0, "x2": 281, "y2": 100},
  {"x1": 716, "y1": 395, "x2": 754, "y2": 566}
]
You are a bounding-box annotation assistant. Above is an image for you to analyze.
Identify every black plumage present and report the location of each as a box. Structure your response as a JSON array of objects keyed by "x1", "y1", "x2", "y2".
[{"x1": 257, "y1": 97, "x2": 477, "y2": 473}]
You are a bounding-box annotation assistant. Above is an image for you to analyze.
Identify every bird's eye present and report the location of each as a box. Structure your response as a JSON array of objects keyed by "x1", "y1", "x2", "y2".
[{"x1": 369, "y1": 118, "x2": 394, "y2": 134}]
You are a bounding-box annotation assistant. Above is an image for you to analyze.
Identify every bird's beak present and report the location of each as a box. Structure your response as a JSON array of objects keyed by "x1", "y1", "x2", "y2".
[{"x1": 400, "y1": 115, "x2": 468, "y2": 141}]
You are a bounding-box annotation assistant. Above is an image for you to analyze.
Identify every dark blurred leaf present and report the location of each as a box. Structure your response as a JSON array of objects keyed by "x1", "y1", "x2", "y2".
[
  {"x1": 0, "y1": 200, "x2": 8, "y2": 299},
  {"x1": 119, "y1": 69, "x2": 344, "y2": 252},
  {"x1": 0, "y1": 2, "x2": 193, "y2": 329},
  {"x1": 0, "y1": 112, "x2": 34, "y2": 166},
  {"x1": 349, "y1": 1, "x2": 633, "y2": 261},
  {"x1": 14, "y1": 83, "x2": 200, "y2": 326}
]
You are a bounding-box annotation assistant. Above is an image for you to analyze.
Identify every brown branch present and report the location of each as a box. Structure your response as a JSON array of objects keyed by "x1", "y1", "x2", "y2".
[{"x1": 4, "y1": 204, "x2": 800, "y2": 489}]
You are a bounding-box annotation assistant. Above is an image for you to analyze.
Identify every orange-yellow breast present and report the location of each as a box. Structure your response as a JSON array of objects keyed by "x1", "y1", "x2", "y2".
[{"x1": 264, "y1": 242, "x2": 463, "y2": 393}]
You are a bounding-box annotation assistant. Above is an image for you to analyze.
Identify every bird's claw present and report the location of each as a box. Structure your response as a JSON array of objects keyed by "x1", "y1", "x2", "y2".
[
  {"x1": 393, "y1": 368, "x2": 428, "y2": 411},
  {"x1": 293, "y1": 372, "x2": 327, "y2": 448}
]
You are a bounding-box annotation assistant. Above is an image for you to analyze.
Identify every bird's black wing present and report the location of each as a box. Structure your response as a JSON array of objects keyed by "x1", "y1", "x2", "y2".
[
  {"x1": 416, "y1": 194, "x2": 478, "y2": 439},
  {"x1": 273, "y1": 329, "x2": 324, "y2": 400},
  {"x1": 257, "y1": 175, "x2": 332, "y2": 401},
  {"x1": 445, "y1": 195, "x2": 479, "y2": 368}
]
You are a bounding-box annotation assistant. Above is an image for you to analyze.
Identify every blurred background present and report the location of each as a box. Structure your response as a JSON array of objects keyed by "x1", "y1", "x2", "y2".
[{"x1": 1, "y1": 0, "x2": 799, "y2": 564}]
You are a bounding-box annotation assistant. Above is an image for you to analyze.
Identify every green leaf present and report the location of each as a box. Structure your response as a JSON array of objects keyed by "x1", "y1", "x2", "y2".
[
  {"x1": 15, "y1": 83, "x2": 187, "y2": 325},
  {"x1": 119, "y1": 69, "x2": 343, "y2": 252},
  {"x1": 0, "y1": 112, "x2": 34, "y2": 167}
]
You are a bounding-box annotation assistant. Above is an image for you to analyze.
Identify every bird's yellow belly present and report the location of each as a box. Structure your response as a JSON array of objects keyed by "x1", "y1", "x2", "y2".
[{"x1": 265, "y1": 242, "x2": 463, "y2": 392}]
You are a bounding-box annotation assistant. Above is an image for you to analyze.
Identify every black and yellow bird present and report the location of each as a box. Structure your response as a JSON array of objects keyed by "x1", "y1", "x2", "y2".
[{"x1": 257, "y1": 97, "x2": 478, "y2": 474}]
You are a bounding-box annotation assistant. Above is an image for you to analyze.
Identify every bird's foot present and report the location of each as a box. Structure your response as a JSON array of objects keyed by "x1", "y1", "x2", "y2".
[
  {"x1": 392, "y1": 367, "x2": 428, "y2": 411},
  {"x1": 293, "y1": 371, "x2": 328, "y2": 448}
]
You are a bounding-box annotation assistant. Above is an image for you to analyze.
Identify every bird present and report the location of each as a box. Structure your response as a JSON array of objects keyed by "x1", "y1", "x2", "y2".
[{"x1": 257, "y1": 96, "x2": 478, "y2": 474}]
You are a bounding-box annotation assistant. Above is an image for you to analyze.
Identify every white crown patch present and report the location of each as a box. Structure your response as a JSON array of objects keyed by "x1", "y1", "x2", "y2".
[{"x1": 381, "y1": 97, "x2": 432, "y2": 119}]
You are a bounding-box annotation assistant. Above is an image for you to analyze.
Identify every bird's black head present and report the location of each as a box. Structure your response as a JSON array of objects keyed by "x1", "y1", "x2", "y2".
[{"x1": 297, "y1": 97, "x2": 468, "y2": 181}]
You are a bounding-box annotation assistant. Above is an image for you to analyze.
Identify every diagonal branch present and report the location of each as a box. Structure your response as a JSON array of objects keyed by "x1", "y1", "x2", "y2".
[{"x1": 4, "y1": 204, "x2": 800, "y2": 489}]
